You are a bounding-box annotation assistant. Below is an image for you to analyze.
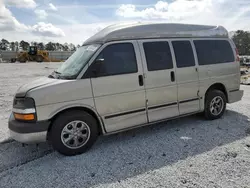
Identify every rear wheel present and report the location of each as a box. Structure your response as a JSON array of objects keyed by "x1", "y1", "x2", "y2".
[
  {"x1": 49, "y1": 110, "x2": 99, "y2": 156},
  {"x1": 10, "y1": 58, "x2": 16, "y2": 63},
  {"x1": 204, "y1": 90, "x2": 226, "y2": 120}
]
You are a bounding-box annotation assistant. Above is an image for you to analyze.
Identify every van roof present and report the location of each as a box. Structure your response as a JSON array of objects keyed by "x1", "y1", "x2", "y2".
[{"x1": 83, "y1": 22, "x2": 229, "y2": 45}]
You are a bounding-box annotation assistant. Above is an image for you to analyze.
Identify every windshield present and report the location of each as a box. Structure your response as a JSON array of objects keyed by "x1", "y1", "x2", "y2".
[{"x1": 55, "y1": 44, "x2": 101, "y2": 79}]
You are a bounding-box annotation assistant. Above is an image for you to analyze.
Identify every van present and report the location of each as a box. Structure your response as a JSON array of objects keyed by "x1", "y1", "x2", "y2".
[{"x1": 9, "y1": 23, "x2": 244, "y2": 156}]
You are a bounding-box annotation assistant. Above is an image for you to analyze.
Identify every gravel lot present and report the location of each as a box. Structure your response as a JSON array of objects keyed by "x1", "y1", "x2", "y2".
[{"x1": 0, "y1": 62, "x2": 250, "y2": 188}]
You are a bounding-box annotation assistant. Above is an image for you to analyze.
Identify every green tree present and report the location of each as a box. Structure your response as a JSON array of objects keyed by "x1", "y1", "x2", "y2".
[
  {"x1": 0, "y1": 39, "x2": 10, "y2": 50},
  {"x1": 69, "y1": 43, "x2": 76, "y2": 51},
  {"x1": 62, "y1": 43, "x2": 69, "y2": 51},
  {"x1": 10, "y1": 42, "x2": 15, "y2": 51},
  {"x1": 37, "y1": 42, "x2": 45, "y2": 50},
  {"x1": 15, "y1": 41, "x2": 19, "y2": 51},
  {"x1": 45, "y1": 42, "x2": 56, "y2": 51},
  {"x1": 33, "y1": 42, "x2": 38, "y2": 47},
  {"x1": 232, "y1": 30, "x2": 250, "y2": 55},
  {"x1": 20, "y1": 40, "x2": 30, "y2": 50}
]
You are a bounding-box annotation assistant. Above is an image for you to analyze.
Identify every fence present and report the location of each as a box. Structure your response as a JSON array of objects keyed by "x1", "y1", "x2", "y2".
[
  {"x1": 0, "y1": 51, "x2": 74, "y2": 62},
  {"x1": 48, "y1": 51, "x2": 73, "y2": 61}
]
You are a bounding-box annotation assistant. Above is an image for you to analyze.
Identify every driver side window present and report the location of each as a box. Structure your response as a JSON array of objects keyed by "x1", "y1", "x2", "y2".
[{"x1": 84, "y1": 43, "x2": 138, "y2": 78}]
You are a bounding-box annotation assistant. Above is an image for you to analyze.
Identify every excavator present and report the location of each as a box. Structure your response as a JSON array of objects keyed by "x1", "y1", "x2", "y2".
[{"x1": 11, "y1": 46, "x2": 59, "y2": 63}]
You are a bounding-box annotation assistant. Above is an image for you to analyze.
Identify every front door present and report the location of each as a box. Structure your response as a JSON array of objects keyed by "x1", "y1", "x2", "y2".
[
  {"x1": 84, "y1": 41, "x2": 147, "y2": 133},
  {"x1": 170, "y1": 40, "x2": 200, "y2": 115},
  {"x1": 138, "y1": 40, "x2": 179, "y2": 122}
]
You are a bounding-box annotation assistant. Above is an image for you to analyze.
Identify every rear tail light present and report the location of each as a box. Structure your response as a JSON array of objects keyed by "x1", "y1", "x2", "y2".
[{"x1": 236, "y1": 48, "x2": 240, "y2": 62}]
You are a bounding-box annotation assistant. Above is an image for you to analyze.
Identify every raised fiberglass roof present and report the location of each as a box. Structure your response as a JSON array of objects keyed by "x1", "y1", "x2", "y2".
[{"x1": 83, "y1": 22, "x2": 228, "y2": 45}]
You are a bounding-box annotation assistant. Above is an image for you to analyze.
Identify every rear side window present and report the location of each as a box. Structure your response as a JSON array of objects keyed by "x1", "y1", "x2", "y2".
[
  {"x1": 172, "y1": 41, "x2": 195, "y2": 68},
  {"x1": 143, "y1": 42, "x2": 173, "y2": 71},
  {"x1": 194, "y1": 40, "x2": 234, "y2": 65}
]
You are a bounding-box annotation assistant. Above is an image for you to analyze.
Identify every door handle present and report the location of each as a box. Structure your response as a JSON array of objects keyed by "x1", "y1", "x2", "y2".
[
  {"x1": 138, "y1": 75, "x2": 144, "y2": 86},
  {"x1": 170, "y1": 71, "x2": 175, "y2": 82}
]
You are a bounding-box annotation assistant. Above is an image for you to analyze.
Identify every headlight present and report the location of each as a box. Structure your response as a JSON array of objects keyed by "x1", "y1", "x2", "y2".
[
  {"x1": 13, "y1": 97, "x2": 35, "y2": 109},
  {"x1": 12, "y1": 97, "x2": 36, "y2": 121}
]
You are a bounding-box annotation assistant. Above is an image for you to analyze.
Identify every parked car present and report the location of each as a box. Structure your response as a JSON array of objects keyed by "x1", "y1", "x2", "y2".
[{"x1": 9, "y1": 23, "x2": 244, "y2": 156}]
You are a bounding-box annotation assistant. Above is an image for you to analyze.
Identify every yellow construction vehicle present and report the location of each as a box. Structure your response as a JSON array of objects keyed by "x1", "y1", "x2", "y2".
[{"x1": 11, "y1": 46, "x2": 60, "y2": 63}]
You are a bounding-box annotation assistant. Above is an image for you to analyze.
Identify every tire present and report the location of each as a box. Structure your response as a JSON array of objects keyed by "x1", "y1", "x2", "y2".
[
  {"x1": 10, "y1": 58, "x2": 16, "y2": 63},
  {"x1": 36, "y1": 55, "x2": 43, "y2": 63},
  {"x1": 49, "y1": 110, "x2": 99, "y2": 156},
  {"x1": 204, "y1": 90, "x2": 226, "y2": 120},
  {"x1": 19, "y1": 58, "x2": 27, "y2": 63}
]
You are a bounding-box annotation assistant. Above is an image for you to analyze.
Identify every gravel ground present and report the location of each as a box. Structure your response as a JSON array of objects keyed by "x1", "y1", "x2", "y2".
[
  {"x1": 0, "y1": 62, "x2": 250, "y2": 188},
  {"x1": 0, "y1": 62, "x2": 60, "y2": 142}
]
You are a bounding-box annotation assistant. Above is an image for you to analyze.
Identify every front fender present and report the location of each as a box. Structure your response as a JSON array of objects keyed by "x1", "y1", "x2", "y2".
[{"x1": 36, "y1": 99, "x2": 106, "y2": 134}]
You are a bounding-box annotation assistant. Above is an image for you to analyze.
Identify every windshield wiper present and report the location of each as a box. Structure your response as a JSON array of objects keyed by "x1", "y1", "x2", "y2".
[
  {"x1": 53, "y1": 71, "x2": 61, "y2": 75},
  {"x1": 48, "y1": 70, "x2": 61, "y2": 79},
  {"x1": 57, "y1": 75, "x2": 76, "y2": 80}
]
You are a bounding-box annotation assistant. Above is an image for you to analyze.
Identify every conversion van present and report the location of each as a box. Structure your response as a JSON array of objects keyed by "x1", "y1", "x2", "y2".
[{"x1": 9, "y1": 23, "x2": 243, "y2": 156}]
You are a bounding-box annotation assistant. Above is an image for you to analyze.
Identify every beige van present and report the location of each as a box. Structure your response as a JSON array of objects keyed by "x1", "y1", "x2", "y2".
[{"x1": 9, "y1": 23, "x2": 243, "y2": 155}]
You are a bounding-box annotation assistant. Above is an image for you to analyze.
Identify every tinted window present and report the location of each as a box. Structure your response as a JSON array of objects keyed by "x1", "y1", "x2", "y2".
[
  {"x1": 194, "y1": 40, "x2": 234, "y2": 65},
  {"x1": 90, "y1": 43, "x2": 137, "y2": 77},
  {"x1": 143, "y1": 42, "x2": 173, "y2": 71},
  {"x1": 172, "y1": 41, "x2": 195, "y2": 68}
]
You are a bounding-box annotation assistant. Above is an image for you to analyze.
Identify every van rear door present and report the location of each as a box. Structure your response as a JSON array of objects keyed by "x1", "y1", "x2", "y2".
[{"x1": 170, "y1": 40, "x2": 200, "y2": 114}]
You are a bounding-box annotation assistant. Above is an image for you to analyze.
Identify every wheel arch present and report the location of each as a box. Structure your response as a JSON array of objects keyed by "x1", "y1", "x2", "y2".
[
  {"x1": 47, "y1": 106, "x2": 106, "y2": 135},
  {"x1": 205, "y1": 83, "x2": 228, "y2": 103}
]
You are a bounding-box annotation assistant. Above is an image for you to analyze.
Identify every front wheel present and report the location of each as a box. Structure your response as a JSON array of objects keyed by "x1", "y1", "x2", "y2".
[
  {"x1": 49, "y1": 110, "x2": 99, "y2": 156},
  {"x1": 18, "y1": 57, "x2": 27, "y2": 63},
  {"x1": 204, "y1": 90, "x2": 226, "y2": 120},
  {"x1": 36, "y1": 55, "x2": 43, "y2": 63}
]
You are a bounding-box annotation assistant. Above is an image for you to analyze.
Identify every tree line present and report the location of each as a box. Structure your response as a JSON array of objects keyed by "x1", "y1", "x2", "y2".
[
  {"x1": 232, "y1": 30, "x2": 250, "y2": 55},
  {"x1": 0, "y1": 39, "x2": 80, "y2": 51},
  {"x1": 0, "y1": 30, "x2": 250, "y2": 54}
]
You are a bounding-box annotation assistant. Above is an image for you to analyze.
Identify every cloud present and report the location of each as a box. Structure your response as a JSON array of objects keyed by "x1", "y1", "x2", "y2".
[
  {"x1": 116, "y1": 0, "x2": 250, "y2": 30},
  {"x1": 116, "y1": 0, "x2": 210, "y2": 19},
  {"x1": 34, "y1": 9, "x2": 48, "y2": 20},
  {"x1": 0, "y1": 0, "x2": 28, "y2": 31},
  {"x1": 31, "y1": 22, "x2": 65, "y2": 37},
  {"x1": 1, "y1": 0, "x2": 66, "y2": 41},
  {"x1": 2, "y1": 0, "x2": 250, "y2": 45},
  {"x1": 154, "y1": 1, "x2": 168, "y2": 11},
  {"x1": 49, "y1": 3, "x2": 57, "y2": 11},
  {"x1": 5, "y1": 0, "x2": 36, "y2": 9}
]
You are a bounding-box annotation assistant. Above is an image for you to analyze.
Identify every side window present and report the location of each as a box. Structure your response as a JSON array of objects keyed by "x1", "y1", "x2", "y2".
[
  {"x1": 194, "y1": 40, "x2": 234, "y2": 65},
  {"x1": 143, "y1": 41, "x2": 173, "y2": 71},
  {"x1": 88, "y1": 43, "x2": 137, "y2": 77},
  {"x1": 172, "y1": 41, "x2": 195, "y2": 68}
]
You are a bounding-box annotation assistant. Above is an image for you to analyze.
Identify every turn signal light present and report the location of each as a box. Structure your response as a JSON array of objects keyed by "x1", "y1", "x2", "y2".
[{"x1": 14, "y1": 113, "x2": 35, "y2": 121}]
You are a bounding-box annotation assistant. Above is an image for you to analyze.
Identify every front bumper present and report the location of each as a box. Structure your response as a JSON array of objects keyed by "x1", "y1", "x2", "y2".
[
  {"x1": 228, "y1": 90, "x2": 244, "y2": 103},
  {"x1": 9, "y1": 130, "x2": 47, "y2": 144},
  {"x1": 8, "y1": 113, "x2": 50, "y2": 144}
]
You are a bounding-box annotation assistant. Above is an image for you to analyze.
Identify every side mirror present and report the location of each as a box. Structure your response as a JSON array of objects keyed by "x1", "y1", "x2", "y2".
[
  {"x1": 95, "y1": 58, "x2": 104, "y2": 65},
  {"x1": 92, "y1": 58, "x2": 104, "y2": 77}
]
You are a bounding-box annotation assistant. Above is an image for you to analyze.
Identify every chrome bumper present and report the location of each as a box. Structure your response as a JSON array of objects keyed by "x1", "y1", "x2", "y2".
[{"x1": 9, "y1": 130, "x2": 47, "y2": 144}]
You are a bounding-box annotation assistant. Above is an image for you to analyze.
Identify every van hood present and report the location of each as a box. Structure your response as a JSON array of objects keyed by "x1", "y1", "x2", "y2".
[{"x1": 15, "y1": 77, "x2": 61, "y2": 98}]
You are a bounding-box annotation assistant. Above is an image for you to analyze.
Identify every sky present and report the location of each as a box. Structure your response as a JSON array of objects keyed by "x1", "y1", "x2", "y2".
[{"x1": 0, "y1": 0, "x2": 250, "y2": 45}]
